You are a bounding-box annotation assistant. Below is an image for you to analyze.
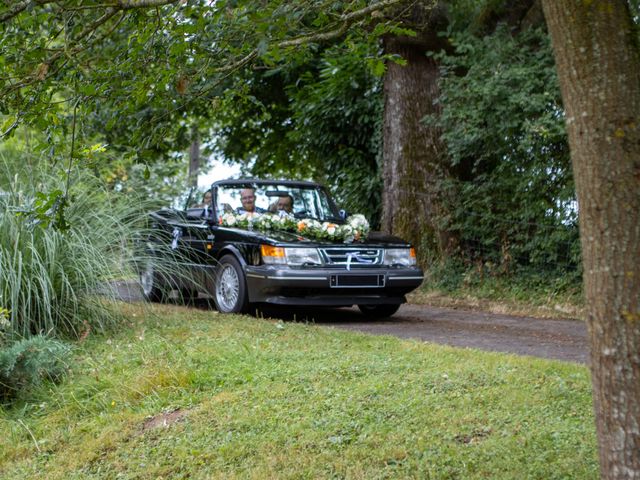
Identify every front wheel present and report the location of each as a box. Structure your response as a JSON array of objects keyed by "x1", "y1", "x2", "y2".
[
  {"x1": 357, "y1": 304, "x2": 401, "y2": 318},
  {"x1": 213, "y1": 255, "x2": 249, "y2": 314}
]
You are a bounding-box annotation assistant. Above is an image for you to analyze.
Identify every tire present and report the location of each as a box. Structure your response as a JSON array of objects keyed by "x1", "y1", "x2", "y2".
[
  {"x1": 213, "y1": 255, "x2": 249, "y2": 314},
  {"x1": 357, "y1": 304, "x2": 401, "y2": 318},
  {"x1": 139, "y1": 260, "x2": 168, "y2": 303}
]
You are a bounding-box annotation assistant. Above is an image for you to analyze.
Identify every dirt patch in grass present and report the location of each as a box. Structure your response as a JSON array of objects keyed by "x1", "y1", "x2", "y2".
[
  {"x1": 454, "y1": 427, "x2": 493, "y2": 445},
  {"x1": 142, "y1": 408, "x2": 190, "y2": 432}
]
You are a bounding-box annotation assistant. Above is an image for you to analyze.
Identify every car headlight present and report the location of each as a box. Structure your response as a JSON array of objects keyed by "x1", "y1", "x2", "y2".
[
  {"x1": 383, "y1": 248, "x2": 417, "y2": 266},
  {"x1": 285, "y1": 247, "x2": 322, "y2": 266},
  {"x1": 260, "y1": 245, "x2": 322, "y2": 266}
]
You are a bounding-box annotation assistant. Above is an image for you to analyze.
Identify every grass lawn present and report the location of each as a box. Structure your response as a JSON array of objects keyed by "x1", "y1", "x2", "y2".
[{"x1": 0, "y1": 303, "x2": 598, "y2": 479}]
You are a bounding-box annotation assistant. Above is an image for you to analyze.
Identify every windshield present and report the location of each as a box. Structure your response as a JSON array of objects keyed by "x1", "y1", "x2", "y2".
[{"x1": 215, "y1": 183, "x2": 341, "y2": 221}]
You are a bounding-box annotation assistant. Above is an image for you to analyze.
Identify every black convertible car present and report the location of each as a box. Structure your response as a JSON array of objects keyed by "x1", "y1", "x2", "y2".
[{"x1": 138, "y1": 179, "x2": 423, "y2": 317}]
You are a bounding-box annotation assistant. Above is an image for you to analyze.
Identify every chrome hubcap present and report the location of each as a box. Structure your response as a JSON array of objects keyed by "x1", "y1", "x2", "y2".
[{"x1": 216, "y1": 265, "x2": 239, "y2": 311}]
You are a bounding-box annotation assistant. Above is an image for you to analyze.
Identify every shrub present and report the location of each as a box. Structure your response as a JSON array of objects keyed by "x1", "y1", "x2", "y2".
[
  {"x1": 0, "y1": 335, "x2": 71, "y2": 401},
  {"x1": 427, "y1": 25, "x2": 580, "y2": 284}
]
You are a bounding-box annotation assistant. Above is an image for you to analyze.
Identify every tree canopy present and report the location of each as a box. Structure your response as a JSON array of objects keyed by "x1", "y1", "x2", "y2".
[
  {"x1": 0, "y1": 0, "x2": 409, "y2": 219},
  {"x1": 1, "y1": 0, "x2": 406, "y2": 154}
]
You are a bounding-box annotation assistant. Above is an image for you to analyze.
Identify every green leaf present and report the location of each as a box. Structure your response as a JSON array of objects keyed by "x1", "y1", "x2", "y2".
[
  {"x1": 1, "y1": 115, "x2": 17, "y2": 134},
  {"x1": 369, "y1": 59, "x2": 386, "y2": 77}
]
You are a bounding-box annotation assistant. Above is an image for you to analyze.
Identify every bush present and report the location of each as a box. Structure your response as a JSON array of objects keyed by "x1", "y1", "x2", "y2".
[
  {"x1": 427, "y1": 25, "x2": 580, "y2": 283},
  {"x1": 424, "y1": 256, "x2": 583, "y2": 309},
  {"x1": 0, "y1": 335, "x2": 71, "y2": 401}
]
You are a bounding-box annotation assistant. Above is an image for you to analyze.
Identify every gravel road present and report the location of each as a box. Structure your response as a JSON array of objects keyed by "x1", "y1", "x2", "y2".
[{"x1": 308, "y1": 304, "x2": 588, "y2": 364}]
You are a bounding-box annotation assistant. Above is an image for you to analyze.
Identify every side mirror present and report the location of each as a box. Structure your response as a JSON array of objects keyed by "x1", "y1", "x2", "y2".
[{"x1": 339, "y1": 209, "x2": 349, "y2": 220}]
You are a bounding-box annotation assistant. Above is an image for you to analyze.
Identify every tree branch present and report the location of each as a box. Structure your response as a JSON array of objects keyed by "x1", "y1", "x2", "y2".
[
  {"x1": 115, "y1": 0, "x2": 179, "y2": 8},
  {"x1": 0, "y1": 0, "x2": 56, "y2": 23},
  {"x1": 0, "y1": 0, "x2": 178, "y2": 23},
  {"x1": 212, "y1": 50, "x2": 259, "y2": 74},
  {"x1": 1, "y1": 9, "x2": 119, "y2": 95},
  {"x1": 279, "y1": 0, "x2": 406, "y2": 48},
  {"x1": 213, "y1": 0, "x2": 409, "y2": 72},
  {"x1": 2, "y1": 0, "x2": 417, "y2": 136}
]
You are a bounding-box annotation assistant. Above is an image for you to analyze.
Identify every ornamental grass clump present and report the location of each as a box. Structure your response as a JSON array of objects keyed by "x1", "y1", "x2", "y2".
[{"x1": 0, "y1": 175, "x2": 146, "y2": 338}]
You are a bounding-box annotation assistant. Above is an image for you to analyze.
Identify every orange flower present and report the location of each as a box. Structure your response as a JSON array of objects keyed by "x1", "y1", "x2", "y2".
[{"x1": 297, "y1": 221, "x2": 306, "y2": 232}]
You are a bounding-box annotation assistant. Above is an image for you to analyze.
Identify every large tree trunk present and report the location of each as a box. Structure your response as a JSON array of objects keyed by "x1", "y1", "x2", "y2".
[
  {"x1": 380, "y1": 0, "x2": 540, "y2": 259},
  {"x1": 381, "y1": 37, "x2": 445, "y2": 252},
  {"x1": 541, "y1": 1, "x2": 640, "y2": 478},
  {"x1": 381, "y1": 27, "x2": 450, "y2": 258}
]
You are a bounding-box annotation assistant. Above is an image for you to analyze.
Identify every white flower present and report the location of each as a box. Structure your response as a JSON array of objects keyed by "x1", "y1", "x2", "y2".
[
  {"x1": 257, "y1": 214, "x2": 278, "y2": 229},
  {"x1": 348, "y1": 214, "x2": 369, "y2": 229},
  {"x1": 277, "y1": 215, "x2": 289, "y2": 225},
  {"x1": 222, "y1": 213, "x2": 236, "y2": 226}
]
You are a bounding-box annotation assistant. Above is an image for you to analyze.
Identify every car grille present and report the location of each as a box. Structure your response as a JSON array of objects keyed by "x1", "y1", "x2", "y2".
[{"x1": 320, "y1": 248, "x2": 383, "y2": 268}]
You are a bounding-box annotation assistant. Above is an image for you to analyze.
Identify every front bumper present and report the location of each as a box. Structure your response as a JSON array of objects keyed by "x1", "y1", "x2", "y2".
[{"x1": 245, "y1": 265, "x2": 424, "y2": 306}]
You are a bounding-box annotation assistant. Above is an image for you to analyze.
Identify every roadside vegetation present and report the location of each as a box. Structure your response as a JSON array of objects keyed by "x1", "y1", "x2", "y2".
[
  {"x1": 0, "y1": 157, "x2": 151, "y2": 400},
  {"x1": 0, "y1": 304, "x2": 597, "y2": 479},
  {"x1": 0, "y1": 178, "x2": 128, "y2": 337},
  {"x1": 411, "y1": 263, "x2": 584, "y2": 320}
]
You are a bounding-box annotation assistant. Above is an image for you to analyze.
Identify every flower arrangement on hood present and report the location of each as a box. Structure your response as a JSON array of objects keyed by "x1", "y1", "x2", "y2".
[{"x1": 219, "y1": 212, "x2": 370, "y2": 242}]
